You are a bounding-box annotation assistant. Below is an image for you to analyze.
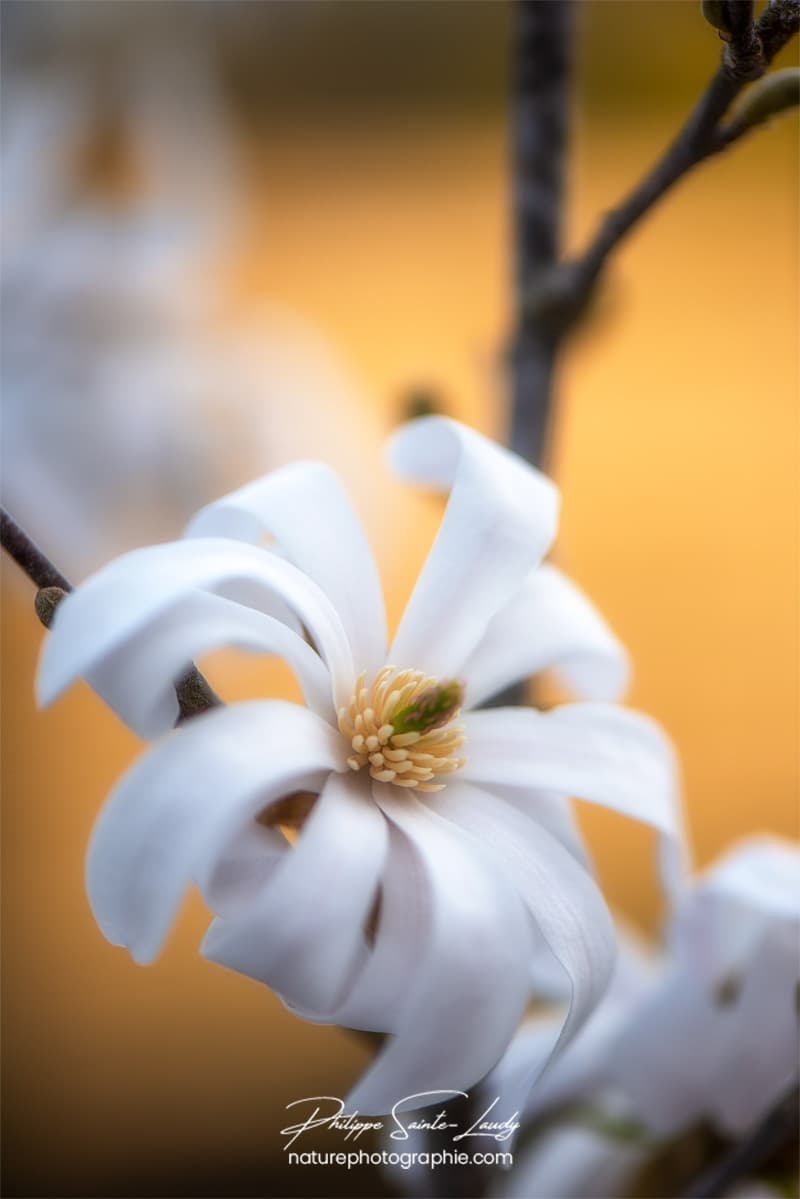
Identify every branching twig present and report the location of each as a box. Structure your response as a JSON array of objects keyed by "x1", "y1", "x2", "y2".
[
  {"x1": 1, "y1": 506, "x2": 220, "y2": 723},
  {"x1": 538, "y1": 0, "x2": 800, "y2": 336},
  {"x1": 681, "y1": 1083, "x2": 799, "y2": 1198}
]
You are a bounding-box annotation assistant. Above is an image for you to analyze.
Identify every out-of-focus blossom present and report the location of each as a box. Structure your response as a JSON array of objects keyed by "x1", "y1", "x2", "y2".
[
  {"x1": 611, "y1": 837, "x2": 800, "y2": 1137},
  {"x1": 37, "y1": 417, "x2": 682, "y2": 1114},
  {"x1": 491, "y1": 838, "x2": 800, "y2": 1199},
  {"x1": 1, "y1": 26, "x2": 392, "y2": 579}
]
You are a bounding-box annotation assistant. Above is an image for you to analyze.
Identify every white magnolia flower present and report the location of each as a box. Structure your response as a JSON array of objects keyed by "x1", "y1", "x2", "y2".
[
  {"x1": 610, "y1": 836, "x2": 800, "y2": 1137},
  {"x1": 492, "y1": 837, "x2": 799, "y2": 1198},
  {"x1": 38, "y1": 417, "x2": 682, "y2": 1114}
]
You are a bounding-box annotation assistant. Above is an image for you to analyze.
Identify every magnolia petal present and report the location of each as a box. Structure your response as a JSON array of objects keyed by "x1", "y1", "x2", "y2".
[
  {"x1": 461, "y1": 704, "x2": 686, "y2": 897},
  {"x1": 496, "y1": 1122, "x2": 647, "y2": 1199},
  {"x1": 487, "y1": 783, "x2": 591, "y2": 869},
  {"x1": 201, "y1": 773, "x2": 388, "y2": 1014},
  {"x1": 616, "y1": 841, "x2": 800, "y2": 1138},
  {"x1": 674, "y1": 838, "x2": 800, "y2": 989},
  {"x1": 202, "y1": 821, "x2": 289, "y2": 917},
  {"x1": 611, "y1": 929, "x2": 799, "y2": 1138},
  {"x1": 712, "y1": 923, "x2": 800, "y2": 1135},
  {"x1": 345, "y1": 786, "x2": 534, "y2": 1115},
  {"x1": 388, "y1": 417, "x2": 559, "y2": 678},
  {"x1": 693, "y1": 836, "x2": 800, "y2": 922},
  {"x1": 88, "y1": 590, "x2": 335, "y2": 737},
  {"x1": 283, "y1": 815, "x2": 436, "y2": 1033},
  {"x1": 38, "y1": 537, "x2": 355, "y2": 722},
  {"x1": 86, "y1": 700, "x2": 345, "y2": 964},
  {"x1": 186, "y1": 462, "x2": 387, "y2": 675},
  {"x1": 488, "y1": 926, "x2": 661, "y2": 1131},
  {"x1": 427, "y1": 782, "x2": 616, "y2": 1055},
  {"x1": 609, "y1": 966, "x2": 722, "y2": 1136},
  {"x1": 460, "y1": 564, "x2": 630, "y2": 708}
]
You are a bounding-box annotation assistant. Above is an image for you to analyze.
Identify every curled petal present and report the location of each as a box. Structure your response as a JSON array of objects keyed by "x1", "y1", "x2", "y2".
[
  {"x1": 285, "y1": 816, "x2": 437, "y2": 1034},
  {"x1": 38, "y1": 537, "x2": 355, "y2": 727},
  {"x1": 461, "y1": 704, "x2": 687, "y2": 898},
  {"x1": 388, "y1": 417, "x2": 559, "y2": 678},
  {"x1": 186, "y1": 462, "x2": 387, "y2": 676},
  {"x1": 202, "y1": 773, "x2": 388, "y2": 1014},
  {"x1": 427, "y1": 782, "x2": 616, "y2": 1058},
  {"x1": 345, "y1": 786, "x2": 534, "y2": 1114},
  {"x1": 85, "y1": 590, "x2": 334, "y2": 737},
  {"x1": 86, "y1": 700, "x2": 345, "y2": 964},
  {"x1": 460, "y1": 564, "x2": 630, "y2": 708}
]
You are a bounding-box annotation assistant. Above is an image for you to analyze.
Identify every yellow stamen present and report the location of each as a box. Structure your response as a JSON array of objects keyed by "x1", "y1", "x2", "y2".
[{"x1": 338, "y1": 667, "x2": 465, "y2": 794}]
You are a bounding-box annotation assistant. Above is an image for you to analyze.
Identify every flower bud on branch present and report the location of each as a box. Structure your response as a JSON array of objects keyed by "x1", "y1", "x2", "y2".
[{"x1": 726, "y1": 66, "x2": 800, "y2": 134}]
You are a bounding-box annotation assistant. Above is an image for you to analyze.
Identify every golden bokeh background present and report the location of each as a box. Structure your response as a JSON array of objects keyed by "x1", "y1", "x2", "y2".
[{"x1": 2, "y1": 2, "x2": 797, "y2": 1195}]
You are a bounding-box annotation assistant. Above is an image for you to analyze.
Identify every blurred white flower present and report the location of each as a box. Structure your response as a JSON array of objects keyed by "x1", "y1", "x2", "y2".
[
  {"x1": 37, "y1": 417, "x2": 682, "y2": 1114},
  {"x1": 1, "y1": 30, "x2": 392, "y2": 579},
  {"x1": 610, "y1": 836, "x2": 800, "y2": 1137},
  {"x1": 491, "y1": 837, "x2": 799, "y2": 1198}
]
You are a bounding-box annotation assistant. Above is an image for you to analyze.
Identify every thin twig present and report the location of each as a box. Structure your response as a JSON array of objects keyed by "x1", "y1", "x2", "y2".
[
  {"x1": 0, "y1": 509, "x2": 71, "y2": 591},
  {"x1": 681, "y1": 1083, "x2": 799, "y2": 1198},
  {"x1": 1, "y1": 506, "x2": 220, "y2": 723},
  {"x1": 547, "y1": 0, "x2": 799, "y2": 330}
]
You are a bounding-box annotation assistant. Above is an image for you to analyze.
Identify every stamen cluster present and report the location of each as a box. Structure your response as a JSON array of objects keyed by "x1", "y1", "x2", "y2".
[{"x1": 337, "y1": 666, "x2": 465, "y2": 793}]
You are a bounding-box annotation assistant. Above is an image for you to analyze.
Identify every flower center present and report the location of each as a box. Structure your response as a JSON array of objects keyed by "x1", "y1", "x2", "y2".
[{"x1": 337, "y1": 666, "x2": 465, "y2": 793}]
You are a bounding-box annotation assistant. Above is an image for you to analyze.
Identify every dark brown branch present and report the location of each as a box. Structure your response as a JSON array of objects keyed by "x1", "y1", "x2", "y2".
[
  {"x1": 541, "y1": 0, "x2": 799, "y2": 336},
  {"x1": 509, "y1": 0, "x2": 574, "y2": 471},
  {"x1": 1, "y1": 509, "x2": 71, "y2": 591},
  {"x1": 1, "y1": 505, "x2": 220, "y2": 723},
  {"x1": 490, "y1": 0, "x2": 575, "y2": 716},
  {"x1": 681, "y1": 1083, "x2": 799, "y2": 1198}
]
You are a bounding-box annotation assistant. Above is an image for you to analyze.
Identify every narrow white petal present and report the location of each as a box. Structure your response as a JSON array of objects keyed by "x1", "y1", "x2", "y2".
[
  {"x1": 611, "y1": 922, "x2": 799, "y2": 1138},
  {"x1": 609, "y1": 966, "x2": 721, "y2": 1136},
  {"x1": 284, "y1": 816, "x2": 436, "y2": 1033},
  {"x1": 461, "y1": 704, "x2": 687, "y2": 897},
  {"x1": 693, "y1": 836, "x2": 800, "y2": 921},
  {"x1": 487, "y1": 783, "x2": 591, "y2": 869},
  {"x1": 186, "y1": 462, "x2": 387, "y2": 675},
  {"x1": 86, "y1": 590, "x2": 335, "y2": 737},
  {"x1": 712, "y1": 923, "x2": 800, "y2": 1135},
  {"x1": 201, "y1": 822, "x2": 288, "y2": 916},
  {"x1": 427, "y1": 783, "x2": 616, "y2": 1057},
  {"x1": 488, "y1": 927, "x2": 660, "y2": 1130},
  {"x1": 461, "y1": 564, "x2": 630, "y2": 708},
  {"x1": 201, "y1": 773, "x2": 388, "y2": 1014},
  {"x1": 345, "y1": 786, "x2": 534, "y2": 1115},
  {"x1": 86, "y1": 701, "x2": 345, "y2": 964},
  {"x1": 38, "y1": 537, "x2": 355, "y2": 724},
  {"x1": 388, "y1": 417, "x2": 559, "y2": 677}
]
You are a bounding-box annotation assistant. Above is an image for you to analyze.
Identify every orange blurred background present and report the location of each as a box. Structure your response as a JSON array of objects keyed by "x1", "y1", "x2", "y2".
[{"x1": 2, "y1": 2, "x2": 797, "y2": 1195}]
